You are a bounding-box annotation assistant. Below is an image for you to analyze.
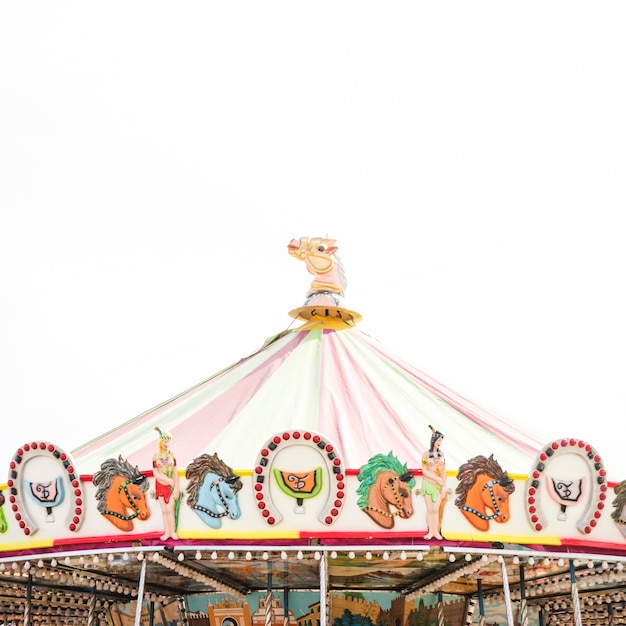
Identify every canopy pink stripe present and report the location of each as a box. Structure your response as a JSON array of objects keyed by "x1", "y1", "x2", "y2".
[
  {"x1": 127, "y1": 332, "x2": 309, "y2": 470},
  {"x1": 318, "y1": 329, "x2": 418, "y2": 468},
  {"x1": 358, "y1": 331, "x2": 543, "y2": 458},
  {"x1": 73, "y1": 332, "x2": 308, "y2": 472}
]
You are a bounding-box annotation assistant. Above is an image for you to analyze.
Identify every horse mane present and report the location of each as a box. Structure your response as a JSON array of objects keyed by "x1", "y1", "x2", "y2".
[
  {"x1": 611, "y1": 480, "x2": 626, "y2": 522},
  {"x1": 356, "y1": 451, "x2": 415, "y2": 509},
  {"x1": 93, "y1": 456, "x2": 148, "y2": 514},
  {"x1": 185, "y1": 453, "x2": 242, "y2": 507},
  {"x1": 334, "y1": 254, "x2": 347, "y2": 295},
  {"x1": 454, "y1": 454, "x2": 514, "y2": 507}
]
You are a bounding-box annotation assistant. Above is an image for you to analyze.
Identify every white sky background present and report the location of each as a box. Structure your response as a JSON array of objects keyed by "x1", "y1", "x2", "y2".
[{"x1": 1, "y1": 3, "x2": 625, "y2": 474}]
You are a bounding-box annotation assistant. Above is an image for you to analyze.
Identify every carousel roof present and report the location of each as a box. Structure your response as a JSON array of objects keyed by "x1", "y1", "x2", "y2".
[{"x1": 72, "y1": 315, "x2": 542, "y2": 477}]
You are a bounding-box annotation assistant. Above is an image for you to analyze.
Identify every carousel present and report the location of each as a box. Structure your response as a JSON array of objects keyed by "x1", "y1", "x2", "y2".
[{"x1": 2, "y1": 237, "x2": 626, "y2": 626}]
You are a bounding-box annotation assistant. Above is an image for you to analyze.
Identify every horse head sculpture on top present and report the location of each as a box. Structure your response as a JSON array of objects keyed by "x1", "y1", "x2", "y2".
[{"x1": 288, "y1": 236, "x2": 347, "y2": 307}]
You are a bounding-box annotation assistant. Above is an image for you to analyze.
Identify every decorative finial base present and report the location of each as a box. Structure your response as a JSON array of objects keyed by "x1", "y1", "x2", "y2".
[{"x1": 288, "y1": 305, "x2": 362, "y2": 324}]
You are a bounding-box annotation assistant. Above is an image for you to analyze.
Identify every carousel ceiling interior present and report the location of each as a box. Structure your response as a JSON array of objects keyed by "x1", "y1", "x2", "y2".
[{"x1": 3, "y1": 544, "x2": 626, "y2": 622}]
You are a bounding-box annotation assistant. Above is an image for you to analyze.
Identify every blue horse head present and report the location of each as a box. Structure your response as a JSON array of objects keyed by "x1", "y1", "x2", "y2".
[{"x1": 185, "y1": 454, "x2": 243, "y2": 528}]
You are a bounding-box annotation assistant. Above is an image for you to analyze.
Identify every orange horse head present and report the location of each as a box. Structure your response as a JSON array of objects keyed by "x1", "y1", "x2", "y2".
[
  {"x1": 455, "y1": 454, "x2": 515, "y2": 532},
  {"x1": 93, "y1": 456, "x2": 151, "y2": 532}
]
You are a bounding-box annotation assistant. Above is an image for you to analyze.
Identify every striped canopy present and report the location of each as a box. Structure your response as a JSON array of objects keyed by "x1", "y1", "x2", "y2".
[{"x1": 73, "y1": 318, "x2": 542, "y2": 475}]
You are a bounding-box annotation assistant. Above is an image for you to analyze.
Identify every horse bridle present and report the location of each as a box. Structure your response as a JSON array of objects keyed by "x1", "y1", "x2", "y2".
[
  {"x1": 460, "y1": 478, "x2": 511, "y2": 521},
  {"x1": 192, "y1": 476, "x2": 239, "y2": 519},
  {"x1": 102, "y1": 478, "x2": 146, "y2": 522},
  {"x1": 364, "y1": 472, "x2": 413, "y2": 518}
]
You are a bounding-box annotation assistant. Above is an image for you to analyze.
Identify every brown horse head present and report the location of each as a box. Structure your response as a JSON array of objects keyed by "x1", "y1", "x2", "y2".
[
  {"x1": 455, "y1": 454, "x2": 515, "y2": 532},
  {"x1": 380, "y1": 470, "x2": 415, "y2": 519},
  {"x1": 357, "y1": 453, "x2": 415, "y2": 529}
]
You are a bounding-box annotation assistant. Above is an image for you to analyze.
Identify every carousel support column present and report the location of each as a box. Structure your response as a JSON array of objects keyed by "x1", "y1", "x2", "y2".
[
  {"x1": 178, "y1": 596, "x2": 190, "y2": 626},
  {"x1": 149, "y1": 599, "x2": 155, "y2": 626},
  {"x1": 320, "y1": 552, "x2": 330, "y2": 626},
  {"x1": 477, "y1": 579, "x2": 487, "y2": 626},
  {"x1": 499, "y1": 557, "x2": 514, "y2": 626},
  {"x1": 266, "y1": 560, "x2": 274, "y2": 626},
  {"x1": 23, "y1": 574, "x2": 33, "y2": 626},
  {"x1": 463, "y1": 596, "x2": 477, "y2": 626},
  {"x1": 133, "y1": 555, "x2": 147, "y2": 626},
  {"x1": 284, "y1": 586, "x2": 290, "y2": 626},
  {"x1": 88, "y1": 584, "x2": 97, "y2": 626},
  {"x1": 568, "y1": 560, "x2": 583, "y2": 626},
  {"x1": 608, "y1": 601, "x2": 615, "y2": 626},
  {"x1": 436, "y1": 591, "x2": 444, "y2": 626},
  {"x1": 518, "y1": 564, "x2": 528, "y2": 626},
  {"x1": 538, "y1": 607, "x2": 546, "y2": 626}
]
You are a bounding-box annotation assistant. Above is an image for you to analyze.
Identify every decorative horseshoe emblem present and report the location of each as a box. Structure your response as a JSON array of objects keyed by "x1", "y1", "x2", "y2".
[
  {"x1": 7, "y1": 441, "x2": 85, "y2": 536},
  {"x1": 253, "y1": 430, "x2": 345, "y2": 526},
  {"x1": 525, "y1": 438, "x2": 607, "y2": 535}
]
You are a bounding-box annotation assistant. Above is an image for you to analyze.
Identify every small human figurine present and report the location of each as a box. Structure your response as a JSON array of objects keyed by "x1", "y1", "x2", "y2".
[
  {"x1": 421, "y1": 425, "x2": 447, "y2": 540},
  {"x1": 153, "y1": 427, "x2": 180, "y2": 541}
]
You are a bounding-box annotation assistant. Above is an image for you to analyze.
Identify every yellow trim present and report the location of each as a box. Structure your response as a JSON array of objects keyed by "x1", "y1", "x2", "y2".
[
  {"x1": 507, "y1": 472, "x2": 529, "y2": 481},
  {"x1": 445, "y1": 470, "x2": 529, "y2": 480},
  {"x1": 0, "y1": 539, "x2": 55, "y2": 553},
  {"x1": 4, "y1": 472, "x2": 531, "y2": 485},
  {"x1": 180, "y1": 530, "x2": 301, "y2": 540},
  {"x1": 444, "y1": 531, "x2": 563, "y2": 546},
  {"x1": 171, "y1": 469, "x2": 252, "y2": 478}
]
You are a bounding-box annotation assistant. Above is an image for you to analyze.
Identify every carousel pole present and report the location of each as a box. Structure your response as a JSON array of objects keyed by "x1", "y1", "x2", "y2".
[
  {"x1": 477, "y1": 579, "x2": 487, "y2": 626},
  {"x1": 608, "y1": 601, "x2": 615, "y2": 626},
  {"x1": 88, "y1": 584, "x2": 97, "y2": 626},
  {"x1": 517, "y1": 564, "x2": 528, "y2": 626},
  {"x1": 499, "y1": 557, "x2": 515, "y2": 626},
  {"x1": 23, "y1": 573, "x2": 32, "y2": 626},
  {"x1": 568, "y1": 560, "x2": 583, "y2": 626},
  {"x1": 320, "y1": 551, "x2": 329, "y2": 626},
  {"x1": 133, "y1": 555, "x2": 147, "y2": 626},
  {"x1": 436, "y1": 590, "x2": 444, "y2": 626},
  {"x1": 283, "y1": 556, "x2": 290, "y2": 626},
  {"x1": 284, "y1": 586, "x2": 290, "y2": 626},
  {"x1": 463, "y1": 596, "x2": 477, "y2": 626},
  {"x1": 178, "y1": 596, "x2": 190, "y2": 626},
  {"x1": 266, "y1": 560, "x2": 274, "y2": 626},
  {"x1": 538, "y1": 607, "x2": 546, "y2": 626}
]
